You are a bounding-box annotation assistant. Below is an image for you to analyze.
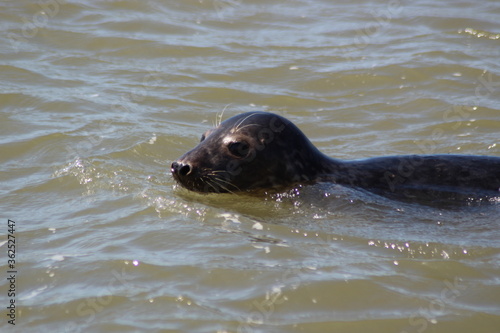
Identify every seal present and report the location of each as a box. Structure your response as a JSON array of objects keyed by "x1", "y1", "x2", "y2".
[{"x1": 171, "y1": 111, "x2": 500, "y2": 201}]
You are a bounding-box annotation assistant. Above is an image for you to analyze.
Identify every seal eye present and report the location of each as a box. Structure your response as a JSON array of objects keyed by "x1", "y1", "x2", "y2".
[
  {"x1": 200, "y1": 134, "x2": 206, "y2": 142},
  {"x1": 228, "y1": 141, "x2": 250, "y2": 158}
]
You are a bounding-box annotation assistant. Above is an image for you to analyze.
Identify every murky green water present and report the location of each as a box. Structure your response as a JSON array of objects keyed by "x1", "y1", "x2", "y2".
[{"x1": 1, "y1": 0, "x2": 499, "y2": 332}]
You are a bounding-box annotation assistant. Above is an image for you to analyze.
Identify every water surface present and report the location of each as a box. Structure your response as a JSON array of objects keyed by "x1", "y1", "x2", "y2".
[{"x1": 1, "y1": 0, "x2": 499, "y2": 332}]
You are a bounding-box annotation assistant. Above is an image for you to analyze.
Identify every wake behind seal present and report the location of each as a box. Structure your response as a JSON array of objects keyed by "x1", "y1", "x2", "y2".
[{"x1": 171, "y1": 111, "x2": 500, "y2": 202}]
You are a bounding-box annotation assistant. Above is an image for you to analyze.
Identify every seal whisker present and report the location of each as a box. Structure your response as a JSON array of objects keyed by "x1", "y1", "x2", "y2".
[
  {"x1": 203, "y1": 177, "x2": 221, "y2": 193},
  {"x1": 208, "y1": 177, "x2": 238, "y2": 194},
  {"x1": 236, "y1": 123, "x2": 263, "y2": 132},
  {"x1": 210, "y1": 175, "x2": 241, "y2": 192},
  {"x1": 196, "y1": 172, "x2": 236, "y2": 194},
  {"x1": 208, "y1": 170, "x2": 229, "y2": 175},
  {"x1": 199, "y1": 175, "x2": 222, "y2": 192},
  {"x1": 234, "y1": 112, "x2": 260, "y2": 132},
  {"x1": 215, "y1": 104, "x2": 231, "y2": 127}
]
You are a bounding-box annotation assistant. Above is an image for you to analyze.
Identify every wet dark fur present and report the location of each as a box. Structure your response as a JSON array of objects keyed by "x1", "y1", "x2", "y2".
[{"x1": 171, "y1": 112, "x2": 500, "y2": 202}]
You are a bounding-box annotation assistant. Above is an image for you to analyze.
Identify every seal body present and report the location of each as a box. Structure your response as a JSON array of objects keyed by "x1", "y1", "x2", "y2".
[{"x1": 171, "y1": 112, "x2": 500, "y2": 201}]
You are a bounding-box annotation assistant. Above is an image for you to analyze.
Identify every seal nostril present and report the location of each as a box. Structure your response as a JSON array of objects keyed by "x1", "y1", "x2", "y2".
[
  {"x1": 171, "y1": 162, "x2": 179, "y2": 174},
  {"x1": 179, "y1": 164, "x2": 191, "y2": 176},
  {"x1": 171, "y1": 161, "x2": 192, "y2": 177}
]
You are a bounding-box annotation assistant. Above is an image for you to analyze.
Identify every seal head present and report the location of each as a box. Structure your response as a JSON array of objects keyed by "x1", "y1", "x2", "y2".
[{"x1": 171, "y1": 112, "x2": 334, "y2": 193}]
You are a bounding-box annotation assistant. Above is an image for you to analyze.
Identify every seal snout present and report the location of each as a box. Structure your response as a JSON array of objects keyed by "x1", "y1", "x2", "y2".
[{"x1": 171, "y1": 161, "x2": 192, "y2": 177}]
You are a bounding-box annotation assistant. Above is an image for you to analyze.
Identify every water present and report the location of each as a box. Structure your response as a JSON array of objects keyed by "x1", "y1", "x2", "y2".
[{"x1": 1, "y1": 0, "x2": 499, "y2": 332}]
